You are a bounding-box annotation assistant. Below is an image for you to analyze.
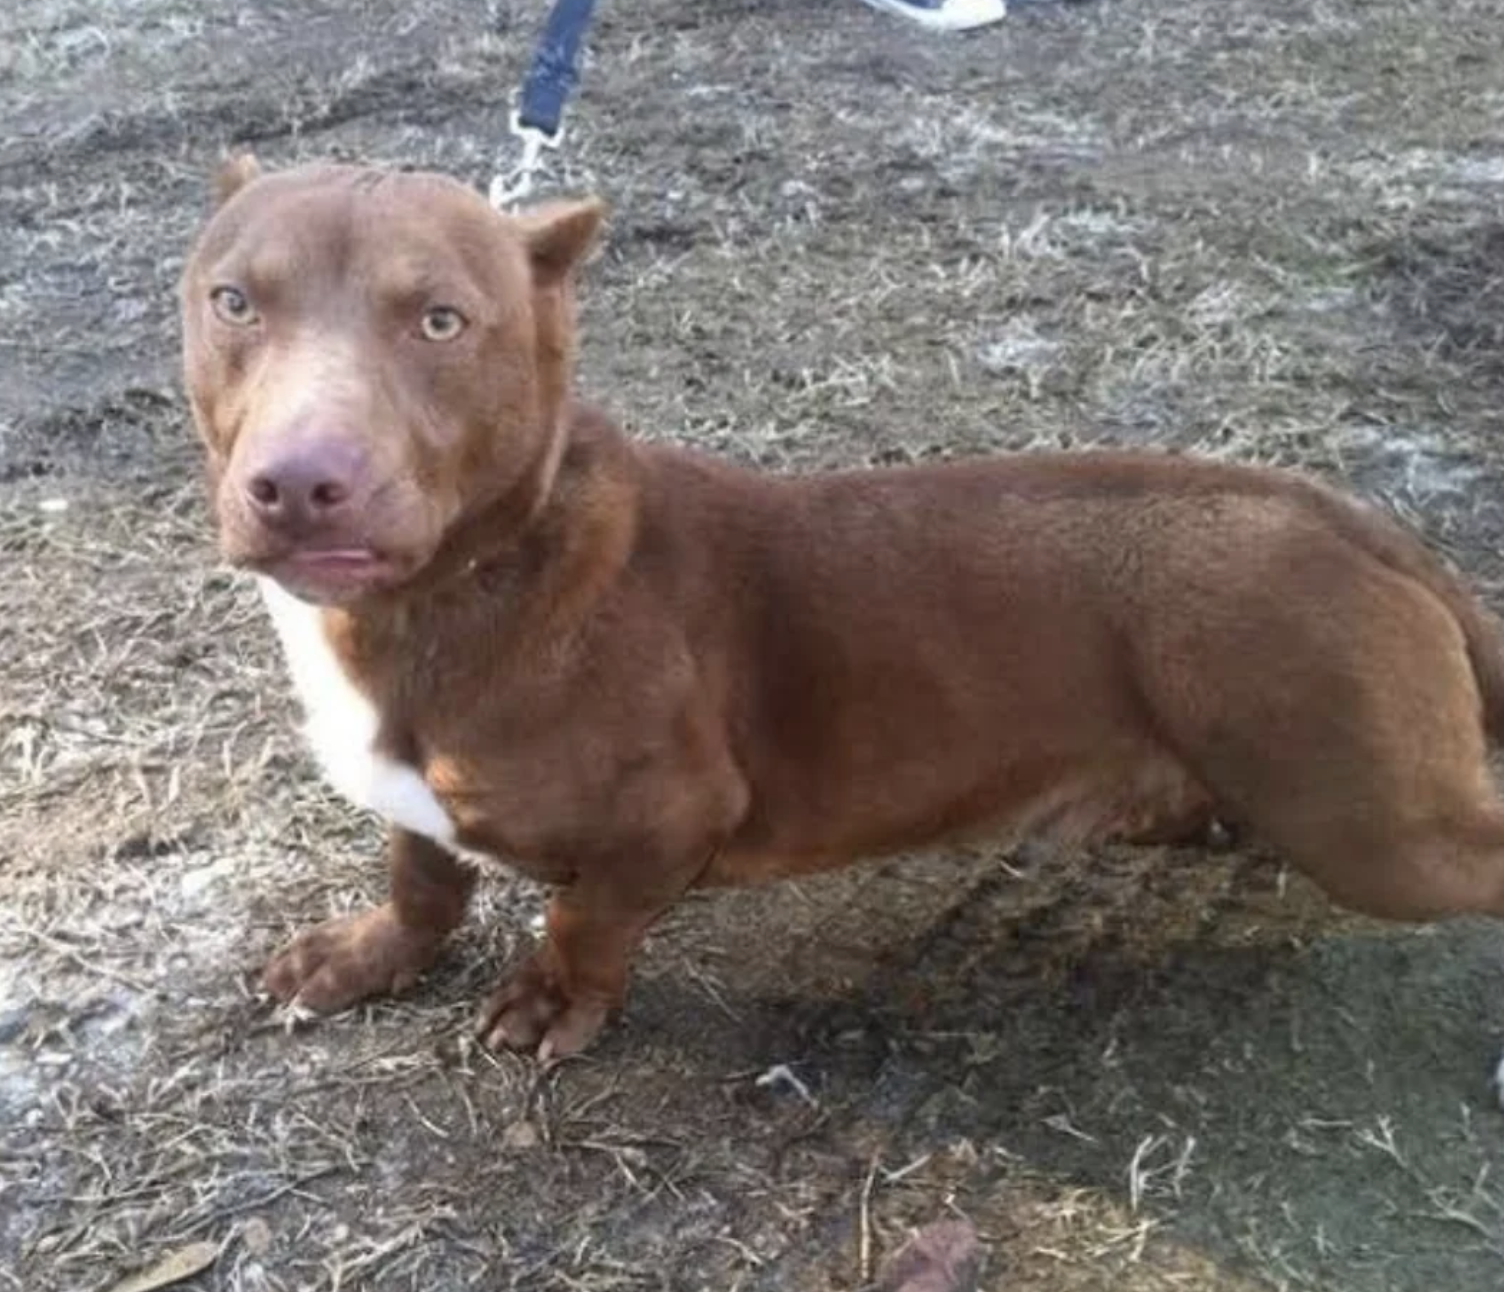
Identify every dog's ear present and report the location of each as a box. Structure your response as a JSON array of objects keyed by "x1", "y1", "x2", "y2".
[
  {"x1": 517, "y1": 198, "x2": 606, "y2": 284},
  {"x1": 213, "y1": 153, "x2": 263, "y2": 207}
]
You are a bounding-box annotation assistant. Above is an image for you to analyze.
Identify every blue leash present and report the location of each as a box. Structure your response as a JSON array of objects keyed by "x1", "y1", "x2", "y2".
[
  {"x1": 490, "y1": 0, "x2": 601, "y2": 207},
  {"x1": 518, "y1": 0, "x2": 598, "y2": 140}
]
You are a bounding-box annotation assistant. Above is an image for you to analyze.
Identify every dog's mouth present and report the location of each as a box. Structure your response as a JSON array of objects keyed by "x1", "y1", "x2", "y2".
[
  {"x1": 215, "y1": 480, "x2": 443, "y2": 603},
  {"x1": 256, "y1": 546, "x2": 401, "y2": 603}
]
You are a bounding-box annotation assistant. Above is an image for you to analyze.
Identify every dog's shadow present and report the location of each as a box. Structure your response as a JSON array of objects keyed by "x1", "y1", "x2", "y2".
[{"x1": 619, "y1": 844, "x2": 1504, "y2": 1289}]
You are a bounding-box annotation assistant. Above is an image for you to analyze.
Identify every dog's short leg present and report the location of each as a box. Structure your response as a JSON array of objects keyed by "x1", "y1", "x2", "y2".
[
  {"x1": 476, "y1": 883, "x2": 672, "y2": 1061},
  {"x1": 263, "y1": 830, "x2": 476, "y2": 1012}
]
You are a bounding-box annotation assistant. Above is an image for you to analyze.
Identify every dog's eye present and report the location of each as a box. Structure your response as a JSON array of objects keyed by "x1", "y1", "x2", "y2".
[
  {"x1": 210, "y1": 285, "x2": 258, "y2": 326},
  {"x1": 419, "y1": 306, "x2": 466, "y2": 342}
]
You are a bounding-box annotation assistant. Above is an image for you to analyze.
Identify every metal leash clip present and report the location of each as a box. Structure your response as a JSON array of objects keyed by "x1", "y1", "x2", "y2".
[{"x1": 489, "y1": 108, "x2": 565, "y2": 210}]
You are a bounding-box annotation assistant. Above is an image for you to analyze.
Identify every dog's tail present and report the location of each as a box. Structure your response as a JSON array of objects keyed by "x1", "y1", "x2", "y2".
[{"x1": 1315, "y1": 486, "x2": 1504, "y2": 743}]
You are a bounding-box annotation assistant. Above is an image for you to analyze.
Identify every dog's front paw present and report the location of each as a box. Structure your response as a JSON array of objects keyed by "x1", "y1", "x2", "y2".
[
  {"x1": 262, "y1": 905, "x2": 444, "y2": 1012},
  {"x1": 475, "y1": 951, "x2": 611, "y2": 1062}
]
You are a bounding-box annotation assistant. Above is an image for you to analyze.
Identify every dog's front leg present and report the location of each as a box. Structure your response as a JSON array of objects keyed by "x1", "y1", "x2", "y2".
[
  {"x1": 262, "y1": 829, "x2": 477, "y2": 1012},
  {"x1": 475, "y1": 880, "x2": 677, "y2": 1062}
]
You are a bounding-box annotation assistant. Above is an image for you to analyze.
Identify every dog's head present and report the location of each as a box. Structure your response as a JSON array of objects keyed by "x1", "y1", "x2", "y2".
[{"x1": 180, "y1": 156, "x2": 604, "y2": 605}]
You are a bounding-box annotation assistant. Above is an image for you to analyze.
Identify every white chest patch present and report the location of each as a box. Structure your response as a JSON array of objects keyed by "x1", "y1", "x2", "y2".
[{"x1": 257, "y1": 578, "x2": 460, "y2": 848}]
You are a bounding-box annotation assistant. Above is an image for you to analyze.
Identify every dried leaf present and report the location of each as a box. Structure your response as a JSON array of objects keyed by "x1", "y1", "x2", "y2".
[
  {"x1": 107, "y1": 1241, "x2": 219, "y2": 1292},
  {"x1": 874, "y1": 1220, "x2": 979, "y2": 1292}
]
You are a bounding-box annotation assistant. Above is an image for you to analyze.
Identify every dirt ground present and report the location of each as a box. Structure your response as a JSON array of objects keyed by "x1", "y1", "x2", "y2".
[{"x1": 4, "y1": 0, "x2": 1504, "y2": 1288}]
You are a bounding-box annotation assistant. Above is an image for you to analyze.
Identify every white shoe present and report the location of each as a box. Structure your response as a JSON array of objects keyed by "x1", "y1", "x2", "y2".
[{"x1": 857, "y1": 0, "x2": 1008, "y2": 31}]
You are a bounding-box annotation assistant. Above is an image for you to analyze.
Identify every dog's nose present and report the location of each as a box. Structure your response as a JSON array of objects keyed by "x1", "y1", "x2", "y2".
[{"x1": 243, "y1": 441, "x2": 362, "y2": 530}]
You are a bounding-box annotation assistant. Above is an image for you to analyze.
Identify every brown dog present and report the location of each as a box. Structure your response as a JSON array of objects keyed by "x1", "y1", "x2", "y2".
[{"x1": 182, "y1": 158, "x2": 1504, "y2": 1061}]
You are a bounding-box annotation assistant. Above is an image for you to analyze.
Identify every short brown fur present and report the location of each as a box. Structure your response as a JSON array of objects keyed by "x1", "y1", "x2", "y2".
[{"x1": 183, "y1": 160, "x2": 1504, "y2": 1058}]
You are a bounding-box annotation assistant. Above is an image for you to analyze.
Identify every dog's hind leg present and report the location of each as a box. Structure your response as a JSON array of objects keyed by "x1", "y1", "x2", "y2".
[{"x1": 1140, "y1": 546, "x2": 1504, "y2": 923}]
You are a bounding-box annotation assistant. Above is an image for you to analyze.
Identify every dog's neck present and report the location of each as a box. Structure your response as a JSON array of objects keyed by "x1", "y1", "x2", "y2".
[
  {"x1": 321, "y1": 403, "x2": 641, "y2": 692},
  {"x1": 420, "y1": 412, "x2": 575, "y2": 593}
]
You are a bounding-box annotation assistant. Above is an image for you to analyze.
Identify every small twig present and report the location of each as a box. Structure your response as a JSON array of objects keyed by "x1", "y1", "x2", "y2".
[
  {"x1": 754, "y1": 1063, "x2": 817, "y2": 1107},
  {"x1": 715, "y1": 1233, "x2": 765, "y2": 1268},
  {"x1": 680, "y1": 958, "x2": 741, "y2": 1022},
  {"x1": 1170, "y1": 1135, "x2": 1197, "y2": 1198},
  {"x1": 859, "y1": 1152, "x2": 881, "y2": 1286},
  {"x1": 1042, "y1": 1112, "x2": 1098, "y2": 1145},
  {"x1": 170, "y1": 1166, "x2": 342, "y2": 1238},
  {"x1": 882, "y1": 1153, "x2": 932, "y2": 1186},
  {"x1": 1128, "y1": 1135, "x2": 1162, "y2": 1213},
  {"x1": 24, "y1": 928, "x2": 153, "y2": 992},
  {"x1": 1355, "y1": 1115, "x2": 1408, "y2": 1170}
]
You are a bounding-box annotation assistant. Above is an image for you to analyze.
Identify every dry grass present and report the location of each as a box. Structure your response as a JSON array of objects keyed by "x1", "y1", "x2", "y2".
[{"x1": 5, "y1": 0, "x2": 1504, "y2": 1289}]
